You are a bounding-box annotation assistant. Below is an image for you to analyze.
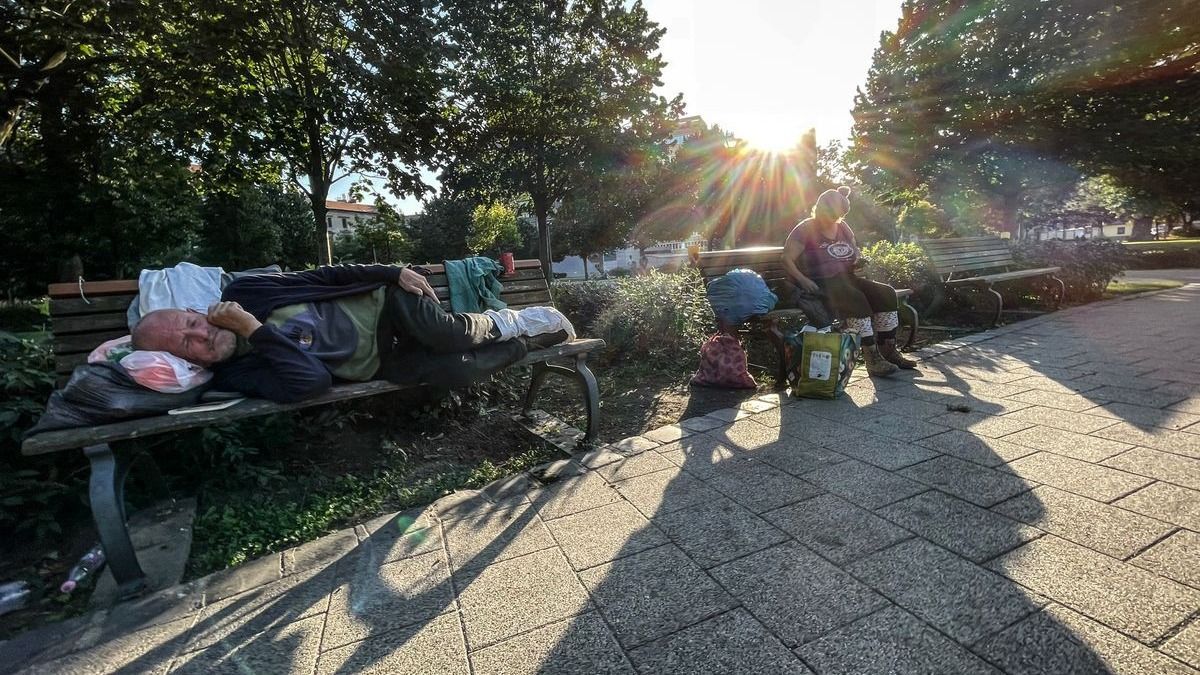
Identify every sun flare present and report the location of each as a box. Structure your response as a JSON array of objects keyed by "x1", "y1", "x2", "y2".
[{"x1": 741, "y1": 124, "x2": 807, "y2": 153}]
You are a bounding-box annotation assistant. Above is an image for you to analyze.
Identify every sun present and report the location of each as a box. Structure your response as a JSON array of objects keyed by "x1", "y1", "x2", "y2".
[{"x1": 741, "y1": 124, "x2": 806, "y2": 153}]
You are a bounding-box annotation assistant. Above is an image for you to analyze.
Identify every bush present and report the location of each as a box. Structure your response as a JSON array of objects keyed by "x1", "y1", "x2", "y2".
[
  {"x1": 590, "y1": 268, "x2": 713, "y2": 363},
  {"x1": 552, "y1": 279, "x2": 620, "y2": 333},
  {"x1": 860, "y1": 241, "x2": 936, "y2": 290},
  {"x1": 0, "y1": 300, "x2": 49, "y2": 332},
  {"x1": 1011, "y1": 239, "x2": 1131, "y2": 301}
]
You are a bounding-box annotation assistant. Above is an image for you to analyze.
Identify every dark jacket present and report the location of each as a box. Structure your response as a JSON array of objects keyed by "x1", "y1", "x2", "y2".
[{"x1": 211, "y1": 264, "x2": 403, "y2": 402}]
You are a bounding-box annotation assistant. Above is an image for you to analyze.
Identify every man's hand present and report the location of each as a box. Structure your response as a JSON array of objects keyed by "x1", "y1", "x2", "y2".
[
  {"x1": 206, "y1": 301, "x2": 263, "y2": 338},
  {"x1": 399, "y1": 266, "x2": 438, "y2": 301}
]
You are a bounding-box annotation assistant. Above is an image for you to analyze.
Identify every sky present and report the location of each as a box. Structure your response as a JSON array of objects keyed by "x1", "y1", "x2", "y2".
[{"x1": 337, "y1": 0, "x2": 904, "y2": 214}]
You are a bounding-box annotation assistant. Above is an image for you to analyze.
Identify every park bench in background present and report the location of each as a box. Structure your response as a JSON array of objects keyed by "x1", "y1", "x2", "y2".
[
  {"x1": 22, "y1": 259, "x2": 603, "y2": 598},
  {"x1": 920, "y1": 236, "x2": 1065, "y2": 327},
  {"x1": 691, "y1": 246, "x2": 918, "y2": 385}
]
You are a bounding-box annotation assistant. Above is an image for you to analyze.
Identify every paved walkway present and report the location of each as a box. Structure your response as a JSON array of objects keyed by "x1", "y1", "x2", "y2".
[{"x1": 6, "y1": 283, "x2": 1200, "y2": 674}]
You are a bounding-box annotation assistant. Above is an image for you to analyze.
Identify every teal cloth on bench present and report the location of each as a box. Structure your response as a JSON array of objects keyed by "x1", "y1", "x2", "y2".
[{"x1": 444, "y1": 257, "x2": 507, "y2": 313}]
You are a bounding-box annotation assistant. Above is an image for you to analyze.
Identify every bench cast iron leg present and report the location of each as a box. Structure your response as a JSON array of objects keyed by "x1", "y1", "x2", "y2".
[
  {"x1": 84, "y1": 444, "x2": 146, "y2": 598},
  {"x1": 1049, "y1": 275, "x2": 1066, "y2": 309},
  {"x1": 986, "y1": 284, "x2": 1004, "y2": 328},
  {"x1": 523, "y1": 356, "x2": 601, "y2": 442},
  {"x1": 899, "y1": 298, "x2": 920, "y2": 350}
]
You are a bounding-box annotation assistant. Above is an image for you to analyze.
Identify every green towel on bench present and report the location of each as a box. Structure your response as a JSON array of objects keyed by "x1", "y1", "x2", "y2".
[{"x1": 444, "y1": 257, "x2": 507, "y2": 313}]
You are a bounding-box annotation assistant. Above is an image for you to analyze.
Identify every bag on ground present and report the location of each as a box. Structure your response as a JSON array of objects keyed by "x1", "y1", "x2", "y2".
[
  {"x1": 785, "y1": 328, "x2": 859, "y2": 399},
  {"x1": 691, "y1": 333, "x2": 757, "y2": 389}
]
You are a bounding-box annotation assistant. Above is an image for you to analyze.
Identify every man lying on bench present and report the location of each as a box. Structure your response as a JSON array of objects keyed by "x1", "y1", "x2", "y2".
[{"x1": 131, "y1": 264, "x2": 572, "y2": 402}]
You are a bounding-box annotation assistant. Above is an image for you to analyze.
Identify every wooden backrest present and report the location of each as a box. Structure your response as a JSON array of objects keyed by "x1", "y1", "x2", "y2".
[
  {"x1": 45, "y1": 260, "x2": 552, "y2": 386},
  {"x1": 692, "y1": 247, "x2": 790, "y2": 291},
  {"x1": 919, "y1": 237, "x2": 1015, "y2": 278}
]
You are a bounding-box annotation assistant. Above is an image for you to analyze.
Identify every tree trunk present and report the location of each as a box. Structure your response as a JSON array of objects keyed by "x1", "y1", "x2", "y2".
[
  {"x1": 1130, "y1": 215, "x2": 1153, "y2": 241},
  {"x1": 309, "y1": 179, "x2": 332, "y2": 265},
  {"x1": 535, "y1": 199, "x2": 551, "y2": 282},
  {"x1": 582, "y1": 251, "x2": 590, "y2": 280}
]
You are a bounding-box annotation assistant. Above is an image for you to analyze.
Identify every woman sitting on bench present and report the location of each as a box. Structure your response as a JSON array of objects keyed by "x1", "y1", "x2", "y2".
[{"x1": 782, "y1": 186, "x2": 916, "y2": 377}]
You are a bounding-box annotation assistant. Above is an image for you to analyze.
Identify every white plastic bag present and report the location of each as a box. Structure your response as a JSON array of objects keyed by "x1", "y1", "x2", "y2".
[{"x1": 86, "y1": 335, "x2": 212, "y2": 393}]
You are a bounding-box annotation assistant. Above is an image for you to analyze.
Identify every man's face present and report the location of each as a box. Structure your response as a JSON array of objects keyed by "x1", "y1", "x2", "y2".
[{"x1": 139, "y1": 309, "x2": 238, "y2": 366}]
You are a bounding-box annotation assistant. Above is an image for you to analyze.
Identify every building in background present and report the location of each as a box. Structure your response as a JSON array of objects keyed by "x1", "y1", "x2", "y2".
[{"x1": 325, "y1": 200, "x2": 378, "y2": 234}]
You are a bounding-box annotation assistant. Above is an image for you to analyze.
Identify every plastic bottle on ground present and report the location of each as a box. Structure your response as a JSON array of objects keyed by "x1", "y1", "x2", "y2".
[
  {"x1": 0, "y1": 581, "x2": 32, "y2": 616},
  {"x1": 60, "y1": 544, "x2": 106, "y2": 594}
]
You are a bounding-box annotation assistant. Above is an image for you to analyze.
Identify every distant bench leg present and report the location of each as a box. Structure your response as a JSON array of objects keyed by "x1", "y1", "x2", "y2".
[
  {"x1": 523, "y1": 355, "x2": 601, "y2": 442},
  {"x1": 1049, "y1": 275, "x2": 1066, "y2": 309},
  {"x1": 899, "y1": 297, "x2": 920, "y2": 350},
  {"x1": 84, "y1": 444, "x2": 145, "y2": 599},
  {"x1": 764, "y1": 320, "x2": 788, "y2": 388},
  {"x1": 986, "y1": 284, "x2": 1004, "y2": 328}
]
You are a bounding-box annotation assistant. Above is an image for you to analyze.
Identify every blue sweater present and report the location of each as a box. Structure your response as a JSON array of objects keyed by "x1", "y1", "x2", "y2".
[{"x1": 212, "y1": 264, "x2": 403, "y2": 402}]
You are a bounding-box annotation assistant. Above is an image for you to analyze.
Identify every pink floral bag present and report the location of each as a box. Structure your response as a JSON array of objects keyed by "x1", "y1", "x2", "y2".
[{"x1": 690, "y1": 334, "x2": 757, "y2": 389}]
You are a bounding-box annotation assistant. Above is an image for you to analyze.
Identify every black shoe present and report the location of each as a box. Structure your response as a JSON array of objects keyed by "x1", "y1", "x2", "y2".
[{"x1": 523, "y1": 330, "x2": 570, "y2": 350}]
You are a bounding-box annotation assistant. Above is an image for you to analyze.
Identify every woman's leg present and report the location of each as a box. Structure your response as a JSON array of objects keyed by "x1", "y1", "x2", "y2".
[
  {"x1": 850, "y1": 278, "x2": 915, "y2": 369},
  {"x1": 818, "y1": 275, "x2": 897, "y2": 376}
]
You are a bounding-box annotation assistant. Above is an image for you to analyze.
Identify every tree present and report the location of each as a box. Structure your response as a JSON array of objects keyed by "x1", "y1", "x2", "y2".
[
  {"x1": 851, "y1": 0, "x2": 1200, "y2": 234},
  {"x1": 467, "y1": 202, "x2": 521, "y2": 255},
  {"x1": 404, "y1": 195, "x2": 474, "y2": 263},
  {"x1": 190, "y1": 0, "x2": 446, "y2": 264},
  {"x1": 440, "y1": 0, "x2": 682, "y2": 280}
]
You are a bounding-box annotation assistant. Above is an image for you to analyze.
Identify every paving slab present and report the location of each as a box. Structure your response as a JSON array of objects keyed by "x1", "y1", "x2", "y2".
[
  {"x1": 171, "y1": 614, "x2": 324, "y2": 675},
  {"x1": 705, "y1": 419, "x2": 786, "y2": 452},
  {"x1": 1104, "y1": 447, "x2": 1200, "y2": 491},
  {"x1": 1087, "y1": 385, "x2": 1188, "y2": 409},
  {"x1": 992, "y1": 485, "x2": 1175, "y2": 559},
  {"x1": 711, "y1": 541, "x2": 887, "y2": 647},
  {"x1": 184, "y1": 568, "x2": 334, "y2": 654},
  {"x1": 899, "y1": 455, "x2": 1033, "y2": 507},
  {"x1": 1002, "y1": 452, "x2": 1153, "y2": 502},
  {"x1": 454, "y1": 547, "x2": 591, "y2": 651},
  {"x1": 702, "y1": 457, "x2": 824, "y2": 513},
  {"x1": 804, "y1": 459, "x2": 927, "y2": 509},
  {"x1": 847, "y1": 538, "x2": 1044, "y2": 646},
  {"x1": 1115, "y1": 482, "x2": 1200, "y2": 531},
  {"x1": 610, "y1": 466, "x2": 722, "y2": 518},
  {"x1": 356, "y1": 508, "x2": 441, "y2": 564},
  {"x1": 653, "y1": 436, "x2": 738, "y2": 476},
  {"x1": 544, "y1": 500, "x2": 667, "y2": 571},
  {"x1": 818, "y1": 430, "x2": 940, "y2": 470},
  {"x1": 973, "y1": 603, "x2": 1199, "y2": 675},
  {"x1": 1088, "y1": 402, "x2": 1200, "y2": 432},
  {"x1": 470, "y1": 613, "x2": 634, "y2": 675},
  {"x1": 323, "y1": 550, "x2": 454, "y2": 650},
  {"x1": 917, "y1": 429, "x2": 1037, "y2": 467},
  {"x1": 1007, "y1": 388, "x2": 1106, "y2": 413},
  {"x1": 611, "y1": 435, "x2": 660, "y2": 455},
  {"x1": 17, "y1": 615, "x2": 193, "y2": 675},
  {"x1": 1132, "y1": 530, "x2": 1200, "y2": 589},
  {"x1": 678, "y1": 415, "x2": 729, "y2": 432},
  {"x1": 651, "y1": 497, "x2": 787, "y2": 568},
  {"x1": 988, "y1": 535, "x2": 1200, "y2": 643},
  {"x1": 1002, "y1": 425, "x2": 1133, "y2": 463},
  {"x1": 795, "y1": 606, "x2": 1002, "y2": 675},
  {"x1": 1093, "y1": 423, "x2": 1200, "y2": 459},
  {"x1": 527, "y1": 471, "x2": 622, "y2": 521},
  {"x1": 642, "y1": 424, "x2": 693, "y2": 444},
  {"x1": 880, "y1": 491, "x2": 1041, "y2": 563},
  {"x1": 315, "y1": 613, "x2": 468, "y2": 675},
  {"x1": 595, "y1": 449, "x2": 676, "y2": 482},
  {"x1": 1001, "y1": 406, "x2": 1118, "y2": 434},
  {"x1": 579, "y1": 544, "x2": 737, "y2": 649},
  {"x1": 848, "y1": 413, "x2": 951, "y2": 442},
  {"x1": 750, "y1": 439, "x2": 847, "y2": 477},
  {"x1": 928, "y1": 411, "x2": 1036, "y2": 438},
  {"x1": 765, "y1": 493, "x2": 911, "y2": 565},
  {"x1": 1164, "y1": 621, "x2": 1200, "y2": 670},
  {"x1": 629, "y1": 609, "x2": 811, "y2": 675},
  {"x1": 442, "y1": 500, "x2": 557, "y2": 572}
]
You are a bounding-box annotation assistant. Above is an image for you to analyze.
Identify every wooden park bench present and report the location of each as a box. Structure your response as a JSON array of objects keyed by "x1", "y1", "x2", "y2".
[
  {"x1": 21, "y1": 259, "x2": 603, "y2": 598},
  {"x1": 691, "y1": 246, "x2": 918, "y2": 385},
  {"x1": 920, "y1": 236, "x2": 1065, "y2": 327}
]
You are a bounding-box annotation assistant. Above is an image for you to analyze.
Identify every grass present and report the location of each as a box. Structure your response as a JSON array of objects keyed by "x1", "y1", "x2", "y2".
[{"x1": 1105, "y1": 278, "x2": 1184, "y2": 296}]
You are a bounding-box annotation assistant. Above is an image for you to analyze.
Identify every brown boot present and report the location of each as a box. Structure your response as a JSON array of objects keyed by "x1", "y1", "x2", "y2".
[
  {"x1": 862, "y1": 344, "x2": 899, "y2": 377},
  {"x1": 878, "y1": 338, "x2": 917, "y2": 369}
]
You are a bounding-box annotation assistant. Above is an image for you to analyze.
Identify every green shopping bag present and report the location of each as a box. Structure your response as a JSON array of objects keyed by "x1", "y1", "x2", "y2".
[{"x1": 785, "y1": 329, "x2": 860, "y2": 400}]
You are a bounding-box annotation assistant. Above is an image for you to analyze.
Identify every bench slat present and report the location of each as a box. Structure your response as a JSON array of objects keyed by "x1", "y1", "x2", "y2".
[
  {"x1": 50, "y1": 295, "x2": 139, "y2": 316},
  {"x1": 48, "y1": 280, "x2": 139, "y2": 298},
  {"x1": 52, "y1": 313, "x2": 129, "y2": 335},
  {"x1": 944, "y1": 267, "x2": 1061, "y2": 285},
  {"x1": 23, "y1": 338, "x2": 606, "y2": 455}
]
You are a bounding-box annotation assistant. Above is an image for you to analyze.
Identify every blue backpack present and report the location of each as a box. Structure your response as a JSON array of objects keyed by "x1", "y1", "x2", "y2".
[{"x1": 705, "y1": 268, "x2": 779, "y2": 325}]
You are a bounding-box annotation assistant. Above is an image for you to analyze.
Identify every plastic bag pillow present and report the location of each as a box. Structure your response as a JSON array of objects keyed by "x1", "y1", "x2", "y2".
[{"x1": 87, "y1": 335, "x2": 211, "y2": 394}]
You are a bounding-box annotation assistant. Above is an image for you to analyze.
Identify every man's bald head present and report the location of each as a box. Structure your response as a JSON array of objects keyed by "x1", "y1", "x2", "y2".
[{"x1": 131, "y1": 309, "x2": 237, "y2": 367}]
